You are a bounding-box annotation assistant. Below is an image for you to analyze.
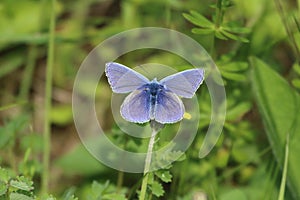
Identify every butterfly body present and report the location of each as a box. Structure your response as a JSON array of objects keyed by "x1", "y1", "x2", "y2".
[{"x1": 105, "y1": 62, "x2": 204, "y2": 124}]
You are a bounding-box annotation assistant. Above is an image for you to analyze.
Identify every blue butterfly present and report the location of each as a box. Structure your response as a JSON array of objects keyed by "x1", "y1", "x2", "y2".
[{"x1": 105, "y1": 62, "x2": 205, "y2": 124}]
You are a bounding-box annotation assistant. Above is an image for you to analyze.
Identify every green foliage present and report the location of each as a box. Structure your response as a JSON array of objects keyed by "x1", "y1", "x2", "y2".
[
  {"x1": 183, "y1": 0, "x2": 250, "y2": 42},
  {"x1": 0, "y1": 0, "x2": 299, "y2": 199},
  {"x1": 0, "y1": 168, "x2": 34, "y2": 199},
  {"x1": 79, "y1": 181, "x2": 127, "y2": 200},
  {"x1": 251, "y1": 57, "x2": 300, "y2": 198}
]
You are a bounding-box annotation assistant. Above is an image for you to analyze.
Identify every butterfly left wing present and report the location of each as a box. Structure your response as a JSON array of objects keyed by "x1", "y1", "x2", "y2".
[
  {"x1": 154, "y1": 90, "x2": 185, "y2": 124},
  {"x1": 159, "y1": 68, "x2": 204, "y2": 98},
  {"x1": 120, "y1": 89, "x2": 151, "y2": 123},
  {"x1": 105, "y1": 62, "x2": 149, "y2": 93}
]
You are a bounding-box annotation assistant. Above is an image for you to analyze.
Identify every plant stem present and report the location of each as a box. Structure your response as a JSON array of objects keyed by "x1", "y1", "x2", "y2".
[
  {"x1": 42, "y1": 0, "x2": 56, "y2": 195},
  {"x1": 18, "y1": 45, "x2": 38, "y2": 102},
  {"x1": 117, "y1": 170, "x2": 124, "y2": 192},
  {"x1": 278, "y1": 132, "x2": 290, "y2": 200},
  {"x1": 274, "y1": 0, "x2": 300, "y2": 61},
  {"x1": 139, "y1": 124, "x2": 159, "y2": 200},
  {"x1": 215, "y1": 0, "x2": 223, "y2": 28}
]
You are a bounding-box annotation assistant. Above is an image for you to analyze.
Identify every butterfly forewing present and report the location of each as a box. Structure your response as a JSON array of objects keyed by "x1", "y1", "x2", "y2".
[
  {"x1": 120, "y1": 89, "x2": 151, "y2": 123},
  {"x1": 159, "y1": 68, "x2": 204, "y2": 98},
  {"x1": 154, "y1": 90, "x2": 185, "y2": 124},
  {"x1": 105, "y1": 62, "x2": 149, "y2": 93}
]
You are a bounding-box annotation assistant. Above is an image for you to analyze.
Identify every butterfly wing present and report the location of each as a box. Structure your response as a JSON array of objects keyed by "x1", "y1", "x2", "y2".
[
  {"x1": 154, "y1": 90, "x2": 185, "y2": 124},
  {"x1": 159, "y1": 68, "x2": 204, "y2": 98},
  {"x1": 120, "y1": 89, "x2": 151, "y2": 123},
  {"x1": 105, "y1": 62, "x2": 149, "y2": 93}
]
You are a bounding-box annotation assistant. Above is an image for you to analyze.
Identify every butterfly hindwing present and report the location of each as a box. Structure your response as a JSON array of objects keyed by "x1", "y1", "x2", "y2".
[
  {"x1": 105, "y1": 62, "x2": 149, "y2": 93},
  {"x1": 120, "y1": 89, "x2": 151, "y2": 123},
  {"x1": 159, "y1": 68, "x2": 204, "y2": 98},
  {"x1": 154, "y1": 90, "x2": 185, "y2": 124}
]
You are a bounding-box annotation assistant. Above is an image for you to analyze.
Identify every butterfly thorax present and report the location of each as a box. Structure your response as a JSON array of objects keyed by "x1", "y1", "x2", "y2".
[
  {"x1": 140, "y1": 81, "x2": 165, "y2": 120},
  {"x1": 145, "y1": 82, "x2": 163, "y2": 95}
]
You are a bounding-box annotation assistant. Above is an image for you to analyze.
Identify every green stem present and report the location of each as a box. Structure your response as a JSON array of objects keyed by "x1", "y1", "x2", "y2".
[
  {"x1": 278, "y1": 132, "x2": 290, "y2": 200},
  {"x1": 117, "y1": 171, "x2": 124, "y2": 192},
  {"x1": 139, "y1": 126, "x2": 158, "y2": 200},
  {"x1": 42, "y1": 0, "x2": 56, "y2": 195},
  {"x1": 215, "y1": 0, "x2": 223, "y2": 28},
  {"x1": 274, "y1": 0, "x2": 300, "y2": 61},
  {"x1": 18, "y1": 46, "x2": 38, "y2": 102}
]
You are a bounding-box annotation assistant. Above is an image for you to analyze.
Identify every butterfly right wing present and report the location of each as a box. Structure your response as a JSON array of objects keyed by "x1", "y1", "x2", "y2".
[
  {"x1": 159, "y1": 68, "x2": 204, "y2": 98},
  {"x1": 105, "y1": 62, "x2": 149, "y2": 93},
  {"x1": 120, "y1": 89, "x2": 151, "y2": 123}
]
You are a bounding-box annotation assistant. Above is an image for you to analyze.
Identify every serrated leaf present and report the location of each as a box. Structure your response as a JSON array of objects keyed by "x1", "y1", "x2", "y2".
[
  {"x1": 191, "y1": 28, "x2": 214, "y2": 35},
  {"x1": 151, "y1": 181, "x2": 164, "y2": 197},
  {"x1": 183, "y1": 11, "x2": 213, "y2": 28},
  {"x1": 0, "y1": 168, "x2": 10, "y2": 183},
  {"x1": 0, "y1": 182, "x2": 8, "y2": 196},
  {"x1": 9, "y1": 193, "x2": 34, "y2": 200},
  {"x1": 10, "y1": 177, "x2": 33, "y2": 192},
  {"x1": 155, "y1": 170, "x2": 172, "y2": 183}
]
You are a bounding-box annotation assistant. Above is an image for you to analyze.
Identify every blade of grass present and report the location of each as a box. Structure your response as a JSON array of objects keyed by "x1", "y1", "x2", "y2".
[
  {"x1": 0, "y1": 101, "x2": 26, "y2": 112},
  {"x1": 18, "y1": 46, "x2": 38, "y2": 102},
  {"x1": 278, "y1": 132, "x2": 290, "y2": 200},
  {"x1": 42, "y1": 0, "x2": 56, "y2": 195}
]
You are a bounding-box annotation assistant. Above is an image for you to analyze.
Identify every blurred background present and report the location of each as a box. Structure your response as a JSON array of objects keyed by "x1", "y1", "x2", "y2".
[{"x1": 0, "y1": 0, "x2": 300, "y2": 199}]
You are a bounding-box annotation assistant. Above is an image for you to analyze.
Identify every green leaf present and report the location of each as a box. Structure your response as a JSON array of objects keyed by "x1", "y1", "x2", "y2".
[
  {"x1": 183, "y1": 11, "x2": 213, "y2": 28},
  {"x1": 10, "y1": 176, "x2": 33, "y2": 191},
  {"x1": 220, "y1": 62, "x2": 248, "y2": 72},
  {"x1": 9, "y1": 193, "x2": 34, "y2": 200},
  {"x1": 0, "y1": 181, "x2": 8, "y2": 196},
  {"x1": 221, "y1": 71, "x2": 246, "y2": 81},
  {"x1": 251, "y1": 56, "x2": 300, "y2": 198},
  {"x1": 220, "y1": 29, "x2": 249, "y2": 42},
  {"x1": 150, "y1": 181, "x2": 164, "y2": 197},
  {"x1": 214, "y1": 31, "x2": 228, "y2": 40},
  {"x1": 55, "y1": 142, "x2": 108, "y2": 176},
  {"x1": 155, "y1": 170, "x2": 172, "y2": 183},
  {"x1": 0, "y1": 168, "x2": 10, "y2": 183},
  {"x1": 292, "y1": 79, "x2": 300, "y2": 88},
  {"x1": 191, "y1": 28, "x2": 214, "y2": 35},
  {"x1": 103, "y1": 193, "x2": 127, "y2": 200},
  {"x1": 220, "y1": 189, "x2": 247, "y2": 200},
  {"x1": 292, "y1": 63, "x2": 300, "y2": 75},
  {"x1": 50, "y1": 104, "x2": 73, "y2": 125},
  {"x1": 226, "y1": 102, "x2": 252, "y2": 121},
  {"x1": 222, "y1": 25, "x2": 251, "y2": 34}
]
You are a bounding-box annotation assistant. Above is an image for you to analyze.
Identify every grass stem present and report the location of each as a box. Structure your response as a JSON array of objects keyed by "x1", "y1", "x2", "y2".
[
  {"x1": 278, "y1": 132, "x2": 290, "y2": 200},
  {"x1": 42, "y1": 0, "x2": 56, "y2": 195}
]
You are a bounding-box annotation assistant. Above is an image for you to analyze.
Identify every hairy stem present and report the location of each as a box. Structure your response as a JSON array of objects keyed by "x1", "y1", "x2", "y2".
[{"x1": 139, "y1": 124, "x2": 159, "y2": 200}]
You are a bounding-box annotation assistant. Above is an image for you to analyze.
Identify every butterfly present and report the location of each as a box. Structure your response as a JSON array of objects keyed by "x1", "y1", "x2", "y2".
[{"x1": 105, "y1": 62, "x2": 205, "y2": 124}]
